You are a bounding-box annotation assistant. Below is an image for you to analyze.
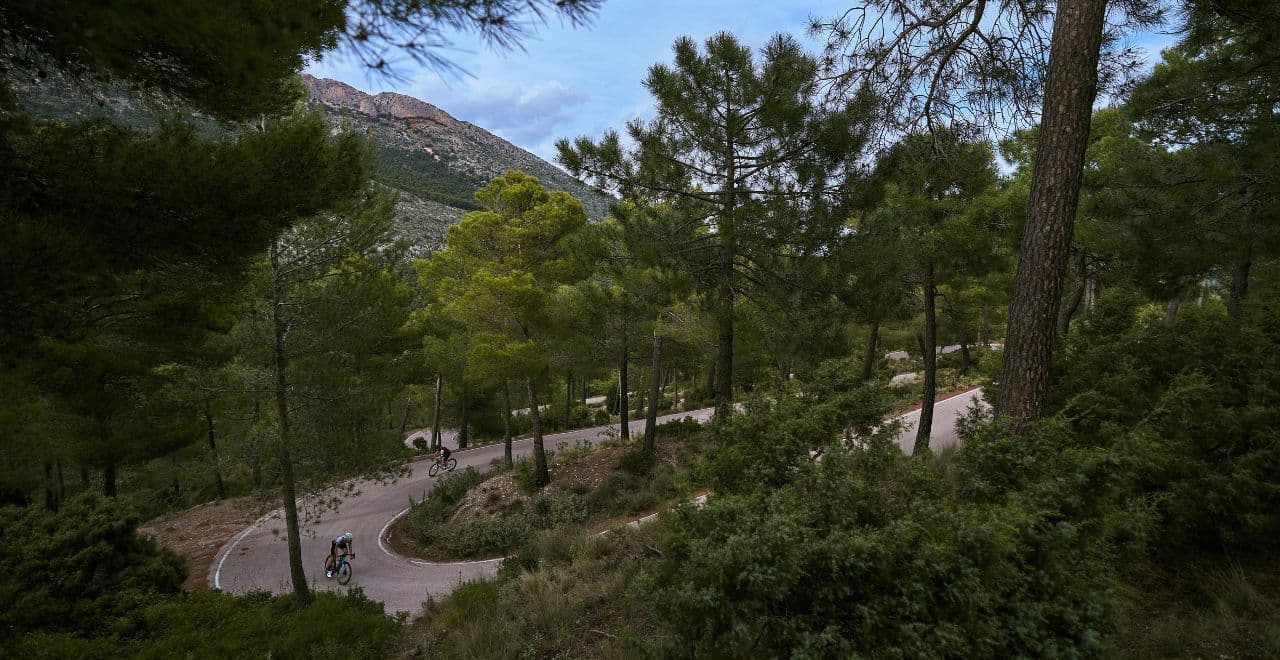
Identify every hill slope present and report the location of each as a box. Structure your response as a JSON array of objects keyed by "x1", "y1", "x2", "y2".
[
  {"x1": 302, "y1": 75, "x2": 611, "y2": 255},
  {"x1": 9, "y1": 71, "x2": 611, "y2": 257}
]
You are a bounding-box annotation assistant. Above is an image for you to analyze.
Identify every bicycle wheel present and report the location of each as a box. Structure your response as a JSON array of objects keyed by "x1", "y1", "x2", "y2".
[
  {"x1": 445, "y1": 457, "x2": 457, "y2": 471},
  {"x1": 337, "y1": 561, "x2": 352, "y2": 585},
  {"x1": 428, "y1": 462, "x2": 440, "y2": 477}
]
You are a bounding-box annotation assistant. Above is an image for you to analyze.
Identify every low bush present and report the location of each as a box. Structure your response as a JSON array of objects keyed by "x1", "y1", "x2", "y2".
[
  {"x1": 645, "y1": 430, "x2": 1149, "y2": 657},
  {"x1": 5, "y1": 589, "x2": 401, "y2": 659},
  {"x1": 617, "y1": 448, "x2": 656, "y2": 475},
  {"x1": 424, "y1": 515, "x2": 535, "y2": 559},
  {"x1": 0, "y1": 493, "x2": 186, "y2": 636},
  {"x1": 1047, "y1": 291, "x2": 1280, "y2": 553},
  {"x1": 404, "y1": 525, "x2": 669, "y2": 659},
  {"x1": 653, "y1": 416, "x2": 702, "y2": 440}
]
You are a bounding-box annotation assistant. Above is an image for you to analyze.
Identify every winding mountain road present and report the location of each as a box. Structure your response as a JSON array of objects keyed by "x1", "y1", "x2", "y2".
[{"x1": 212, "y1": 389, "x2": 984, "y2": 615}]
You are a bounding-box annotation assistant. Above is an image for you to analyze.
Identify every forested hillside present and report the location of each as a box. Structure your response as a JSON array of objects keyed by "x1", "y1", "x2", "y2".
[
  {"x1": 3, "y1": 0, "x2": 1278, "y2": 657},
  {"x1": 303, "y1": 75, "x2": 612, "y2": 254}
]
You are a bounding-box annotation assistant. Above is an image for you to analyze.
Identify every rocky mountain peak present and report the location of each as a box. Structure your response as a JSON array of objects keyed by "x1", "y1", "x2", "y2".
[{"x1": 301, "y1": 74, "x2": 453, "y2": 123}]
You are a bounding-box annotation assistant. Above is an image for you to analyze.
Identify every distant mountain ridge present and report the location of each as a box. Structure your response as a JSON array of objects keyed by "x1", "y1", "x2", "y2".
[
  {"x1": 8, "y1": 71, "x2": 608, "y2": 257},
  {"x1": 301, "y1": 75, "x2": 611, "y2": 254}
]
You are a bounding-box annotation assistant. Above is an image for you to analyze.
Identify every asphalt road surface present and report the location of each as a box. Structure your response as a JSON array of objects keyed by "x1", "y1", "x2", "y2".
[{"x1": 212, "y1": 389, "x2": 984, "y2": 615}]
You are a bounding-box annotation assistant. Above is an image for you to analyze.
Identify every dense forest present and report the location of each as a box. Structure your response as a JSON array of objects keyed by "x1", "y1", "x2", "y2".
[{"x1": 1, "y1": 0, "x2": 1278, "y2": 657}]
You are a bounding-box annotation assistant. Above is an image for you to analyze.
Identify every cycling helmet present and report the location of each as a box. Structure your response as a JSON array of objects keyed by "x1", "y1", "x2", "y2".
[{"x1": 341, "y1": 532, "x2": 353, "y2": 543}]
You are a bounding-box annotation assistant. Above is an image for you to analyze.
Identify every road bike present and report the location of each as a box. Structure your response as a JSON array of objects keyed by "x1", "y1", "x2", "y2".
[
  {"x1": 428, "y1": 456, "x2": 457, "y2": 477},
  {"x1": 324, "y1": 553, "x2": 354, "y2": 585}
]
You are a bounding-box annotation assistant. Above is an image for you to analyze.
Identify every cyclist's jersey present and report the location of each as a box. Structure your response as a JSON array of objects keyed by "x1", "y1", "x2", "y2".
[{"x1": 333, "y1": 534, "x2": 353, "y2": 549}]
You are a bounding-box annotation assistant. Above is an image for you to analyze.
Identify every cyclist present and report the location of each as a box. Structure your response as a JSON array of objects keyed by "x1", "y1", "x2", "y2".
[
  {"x1": 434, "y1": 444, "x2": 452, "y2": 466},
  {"x1": 326, "y1": 532, "x2": 354, "y2": 578}
]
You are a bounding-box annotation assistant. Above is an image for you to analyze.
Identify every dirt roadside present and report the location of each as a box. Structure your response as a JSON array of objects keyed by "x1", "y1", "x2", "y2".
[{"x1": 138, "y1": 497, "x2": 268, "y2": 591}]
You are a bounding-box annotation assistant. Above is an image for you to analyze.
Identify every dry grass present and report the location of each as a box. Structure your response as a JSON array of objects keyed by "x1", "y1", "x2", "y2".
[{"x1": 1116, "y1": 555, "x2": 1280, "y2": 658}]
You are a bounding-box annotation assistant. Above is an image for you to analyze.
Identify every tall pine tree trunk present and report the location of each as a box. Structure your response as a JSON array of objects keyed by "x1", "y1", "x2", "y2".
[
  {"x1": 458, "y1": 385, "x2": 469, "y2": 449},
  {"x1": 959, "y1": 332, "x2": 972, "y2": 377},
  {"x1": 1228, "y1": 240, "x2": 1252, "y2": 318},
  {"x1": 43, "y1": 461, "x2": 56, "y2": 511},
  {"x1": 502, "y1": 381, "x2": 514, "y2": 468},
  {"x1": 619, "y1": 338, "x2": 630, "y2": 440},
  {"x1": 399, "y1": 392, "x2": 412, "y2": 436},
  {"x1": 1059, "y1": 248, "x2": 1087, "y2": 335},
  {"x1": 979, "y1": 303, "x2": 991, "y2": 347},
  {"x1": 102, "y1": 460, "x2": 117, "y2": 498},
  {"x1": 705, "y1": 358, "x2": 716, "y2": 405},
  {"x1": 271, "y1": 243, "x2": 310, "y2": 606},
  {"x1": 860, "y1": 319, "x2": 880, "y2": 382},
  {"x1": 913, "y1": 264, "x2": 937, "y2": 456},
  {"x1": 431, "y1": 374, "x2": 442, "y2": 450},
  {"x1": 565, "y1": 370, "x2": 573, "y2": 429},
  {"x1": 80, "y1": 465, "x2": 90, "y2": 491},
  {"x1": 250, "y1": 392, "x2": 262, "y2": 490},
  {"x1": 645, "y1": 326, "x2": 662, "y2": 453},
  {"x1": 997, "y1": 0, "x2": 1108, "y2": 432},
  {"x1": 1165, "y1": 297, "x2": 1181, "y2": 326},
  {"x1": 55, "y1": 458, "x2": 65, "y2": 507},
  {"x1": 205, "y1": 403, "x2": 227, "y2": 500},
  {"x1": 526, "y1": 377, "x2": 550, "y2": 487},
  {"x1": 715, "y1": 272, "x2": 734, "y2": 419}
]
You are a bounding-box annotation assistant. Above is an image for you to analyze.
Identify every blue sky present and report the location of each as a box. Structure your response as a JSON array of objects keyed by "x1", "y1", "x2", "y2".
[{"x1": 306, "y1": 1, "x2": 1179, "y2": 163}]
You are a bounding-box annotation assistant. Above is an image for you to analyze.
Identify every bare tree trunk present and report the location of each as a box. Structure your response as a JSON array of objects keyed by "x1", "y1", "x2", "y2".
[
  {"x1": 1165, "y1": 297, "x2": 1181, "y2": 327},
  {"x1": 271, "y1": 242, "x2": 310, "y2": 606},
  {"x1": 715, "y1": 119, "x2": 738, "y2": 421},
  {"x1": 914, "y1": 264, "x2": 937, "y2": 456},
  {"x1": 979, "y1": 303, "x2": 991, "y2": 347},
  {"x1": 399, "y1": 392, "x2": 412, "y2": 436},
  {"x1": 860, "y1": 319, "x2": 880, "y2": 382},
  {"x1": 1059, "y1": 249, "x2": 1087, "y2": 335},
  {"x1": 634, "y1": 367, "x2": 647, "y2": 417},
  {"x1": 55, "y1": 458, "x2": 65, "y2": 507},
  {"x1": 205, "y1": 403, "x2": 227, "y2": 500},
  {"x1": 715, "y1": 282, "x2": 734, "y2": 419},
  {"x1": 526, "y1": 377, "x2": 550, "y2": 487},
  {"x1": 170, "y1": 455, "x2": 181, "y2": 500},
  {"x1": 250, "y1": 392, "x2": 262, "y2": 490},
  {"x1": 102, "y1": 461, "x2": 117, "y2": 498},
  {"x1": 619, "y1": 345, "x2": 630, "y2": 441},
  {"x1": 706, "y1": 358, "x2": 716, "y2": 404},
  {"x1": 1227, "y1": 241, "x2": 1252, "y2": 318},
  {"x1": 502, "y1": 381, "x2": 514, "y2": 468},
  {"x1": 431, "y1": 373, "x2": 442, "y2": 450},
  {"x1": 997, "y1": 0, "x2": 1108, "y2": 432},
  {"x1": 645, "y1": 326, "x2": 662, "y2": 453},
  {"x1": 458, "y1": 384, "x2": 469, "y2": 449},
  {"x1": 43, "y1": 461, "x2": 56, "y2": 511},
  {"x1": 565, "y1": 370, "x2": 573, "y2": 429},
  {"x1": 959, "y1": 333, "x2": 972, "y2": 377}
]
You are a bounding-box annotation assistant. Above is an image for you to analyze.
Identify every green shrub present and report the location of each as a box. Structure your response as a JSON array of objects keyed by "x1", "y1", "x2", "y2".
[
  {"x1": 407, "y1": 467, "x2": 488, "y2": 541},
  {"x1": 617, "y1": 448, "x2": 656, "y2": 475},
  {"x1": 644, "y1": 439, "x2": 1146, "y2": 657},
  {"x1": 653, "y1": 416, "x2": 702, "y2": 440},
  {"x1": 1047, "y1": 291, "x2": 1280, "y2": 553},
  {"x1": 6, "y1": 589, "x2": 401, "y2": 659},
  {"x1": 701, "y1": 376, "x2": 890, "y2": 496},
  {"x1": 0, "y1": 493, "x2": 185, "y2": 636},
  {"x1": 588, "y1": 472, "x2": 631, "y2": 513},
  {"x1": 430, "y1": 515, "x2": 534, "y2": 558},
  {"x1": 514, "y1": 457, "x2": 541, "y2": 493}
]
